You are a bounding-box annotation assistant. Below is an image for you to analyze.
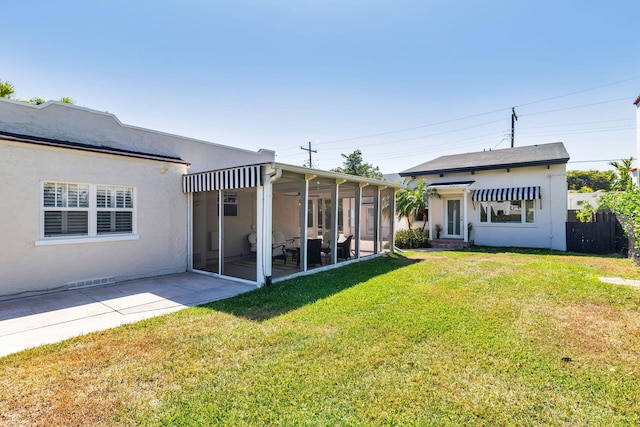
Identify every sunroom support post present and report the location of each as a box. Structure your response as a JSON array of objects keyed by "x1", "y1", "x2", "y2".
[
  {"x1": 356, "y1": 183, "x2": 366, "y2": 258},
  {"x1": 302, "y1": 174, "x2": 316, "y2": 272},
  {"x1": 219, "y1": 190, "x2": 225, "y2": 276},
  {"x1": 374, "y1": 186, "x2": 381, "y2": 254},
  {"x1": 331, "y1": 179, "x2": 344, "y2": 264},
  {"x1": 256, "y1": 186, "x2": 265, "y2": 284},
  {"x1": 259, "y1": 165, "x2": 282, "y2": 286}
]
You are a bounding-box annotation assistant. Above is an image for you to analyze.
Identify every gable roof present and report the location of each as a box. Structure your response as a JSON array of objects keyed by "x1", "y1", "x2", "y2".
[
  {"x1": 634, "y1": 94, "x2": 640, "y2": 106},
  {"x1": 399, "y1": 142, "x2": 569, "y2": 177}
]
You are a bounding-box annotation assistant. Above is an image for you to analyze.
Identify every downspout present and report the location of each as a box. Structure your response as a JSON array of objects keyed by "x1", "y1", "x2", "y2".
[{"x1": 260, "y1": 165, "x2": 282, "y2": 286}]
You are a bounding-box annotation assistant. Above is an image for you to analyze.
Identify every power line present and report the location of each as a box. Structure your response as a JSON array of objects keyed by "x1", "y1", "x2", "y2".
[
  {"x1": 276, "y1": 74, "x2": 640, "y2": 152},
  {"x1": 517, "y1": 117, "x2": 633, "y2": 130},
  {"x1": 309, "y1": 118, "x2": 507, "y2": 152},
  {"x1": 516, "y1": 74, "x2": 640, "y2": 108},
  {"x1": 517, "y1": 125, "x2": 632, "y2": 138},
  {"x1": 521, "y1": 97, "x2": 631, "y2": 117}
]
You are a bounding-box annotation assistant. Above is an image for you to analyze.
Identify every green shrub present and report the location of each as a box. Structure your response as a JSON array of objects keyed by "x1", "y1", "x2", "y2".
[{"x1": 395, "y1": 229, "x2": 430, "y2": 249}]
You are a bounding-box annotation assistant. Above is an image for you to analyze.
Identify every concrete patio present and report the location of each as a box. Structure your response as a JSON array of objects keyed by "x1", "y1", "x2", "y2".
[{"x1": 0, "y1": 273, "x2": 257, "y2": 358}]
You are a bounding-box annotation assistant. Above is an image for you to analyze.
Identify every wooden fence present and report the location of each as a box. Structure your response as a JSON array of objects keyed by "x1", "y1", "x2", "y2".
[{"x1": 565, "y1": 211, "x2": 626, "y2": 255}]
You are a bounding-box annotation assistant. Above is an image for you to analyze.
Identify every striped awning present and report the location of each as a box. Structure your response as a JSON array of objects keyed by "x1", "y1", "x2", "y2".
[
  {"x1": 182, "y1": 165, "x2": 263, "y2": 193},
  {"x1": 472, "y1": 186, "x2": 541, "y2": 202}
]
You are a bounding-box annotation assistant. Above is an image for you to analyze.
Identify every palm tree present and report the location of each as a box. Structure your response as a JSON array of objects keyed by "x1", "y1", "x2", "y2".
[
  {"x1": 59, "y1": 97, "x2": 75, "y2": 104},
  {"x1": 395, "y1": 179, "x2": 438, "y2": 232},
  {"x1": 29, "y1": 97, "x2": 46, "y2": 105},
  {"x1": 0, "y1": 80, "x2": 15, "y2": 98},
  {"x1": 609, "y1": 157, "x2": 634, "y2": 192}
]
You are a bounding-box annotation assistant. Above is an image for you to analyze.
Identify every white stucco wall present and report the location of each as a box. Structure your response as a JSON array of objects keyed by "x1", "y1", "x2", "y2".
[
  {"x1": 411, "y1": 163, "x2": 567, "y2": 251},
  {"x1": 0, "y1": 98, "x2": 277, "y2": 298},
  {"x1": 0, "y1": 99, "x2": 275, "y2": 173},
  {"x1": 0, "y1": 140, "x2": 189, "y2": 298},
  {"x1": 272, "y1": 194, "x2": 302, "y2": 239},
  {"x1": 567, "y1": 192, "x2": 603, "y2": 210}
]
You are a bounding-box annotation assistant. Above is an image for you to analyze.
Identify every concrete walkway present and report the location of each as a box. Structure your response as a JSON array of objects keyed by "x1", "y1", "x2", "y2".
[
  {"x1": 599, "y1": 277, "x2": 640, "y2": 288},
  {"x1": 0, "y1": 273, "x2": 257, "y2": 358}
]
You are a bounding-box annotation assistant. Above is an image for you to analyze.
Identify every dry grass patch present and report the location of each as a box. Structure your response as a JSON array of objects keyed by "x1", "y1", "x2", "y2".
[
  {"x1": 546, "y1": 302, "x2": 640, "y2": 365},
  {"x1": 1, "y1": 250, "x2": 640, "y2": 425}
]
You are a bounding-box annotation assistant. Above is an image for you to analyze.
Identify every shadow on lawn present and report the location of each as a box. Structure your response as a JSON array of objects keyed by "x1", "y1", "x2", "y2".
[{"x1": 201, "y1": 252, "x2": 419, "y2": 321}]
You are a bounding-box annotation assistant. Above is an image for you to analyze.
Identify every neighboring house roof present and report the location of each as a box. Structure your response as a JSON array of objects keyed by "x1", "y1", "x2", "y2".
[
  {"x1": 399, "y1": 142, "x2": 569, "y2": 177},
  {"x1": 634, "y1": 94, "x2": 640, "y2": 106},
  {"x1": 0, "y1": 130, "x2": 189, "y2": 165},
  {"x1": 383, "y1": 173, "x2": 403, "y2": 184}
]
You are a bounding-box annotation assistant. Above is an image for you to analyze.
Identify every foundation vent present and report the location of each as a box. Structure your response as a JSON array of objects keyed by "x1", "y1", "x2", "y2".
[{"x1": 67, "y1": 276, "x2": 116, "y2": 290}]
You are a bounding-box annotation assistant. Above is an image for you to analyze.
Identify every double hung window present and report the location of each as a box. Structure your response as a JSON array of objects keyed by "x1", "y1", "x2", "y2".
[
  {"x1": 41, "y1": 181, "x2": 135, "y2": 240},
  {"x1": 96, "y1": 186, "x2": 134, "y2": 234},
  {"x1": 43, "y1": 182, "x2": 90, "y2": 236}
]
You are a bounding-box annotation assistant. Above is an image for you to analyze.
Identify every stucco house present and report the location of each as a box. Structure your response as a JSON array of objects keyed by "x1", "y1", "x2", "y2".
[
  {"x1": 399, "y1": 142, "x2": 570, "y2": 251},
  {"x1": 0, "y1": 99, "x2": 401, "y2": 300},
  {"x1": 567, "y1": 191, "x2": 604, "y2": 211}
]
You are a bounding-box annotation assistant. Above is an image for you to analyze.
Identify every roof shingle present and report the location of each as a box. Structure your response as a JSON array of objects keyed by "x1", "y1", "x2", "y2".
[{"x1": 399, "y1": 142, "x2": 569, "y2": 176}]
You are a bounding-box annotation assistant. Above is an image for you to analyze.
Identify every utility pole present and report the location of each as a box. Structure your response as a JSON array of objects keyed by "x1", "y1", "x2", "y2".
[
  {"x1": 300, "y1": 141, "x2": 317, "y2": 168},
  {"x1": 511, "y1": 107, "x2": 518, "y2": 148}
]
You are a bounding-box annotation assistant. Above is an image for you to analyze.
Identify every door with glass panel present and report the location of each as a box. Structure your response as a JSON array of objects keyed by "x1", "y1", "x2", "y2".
[{"x1": 446, "y1": 199, "x2": 462, "y2": 237}]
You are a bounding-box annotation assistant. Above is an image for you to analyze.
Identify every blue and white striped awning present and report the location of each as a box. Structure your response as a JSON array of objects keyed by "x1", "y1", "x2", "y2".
[
  {"x1": 182, "y1": 165, "x2": 263, "y2": 193},
  {"x1": 472, "y1": 186, "x2": 541, "y2": 202}
]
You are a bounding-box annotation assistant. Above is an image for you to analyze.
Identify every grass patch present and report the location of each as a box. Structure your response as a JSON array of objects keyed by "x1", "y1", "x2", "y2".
[{"x1": 1, "y1": 251, "x2": 640, "y2": 425}]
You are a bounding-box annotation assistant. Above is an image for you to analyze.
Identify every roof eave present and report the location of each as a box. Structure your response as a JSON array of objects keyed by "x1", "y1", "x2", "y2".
[
  {"x1": 399, "y1": 158, "x2": 569, "y2": 177},
  {"x1": 0, "y1": 131, "x2": 190, "y2": 165},
  {"x1": 274, "y1": 162, "x2": 405, "y2": 189}
]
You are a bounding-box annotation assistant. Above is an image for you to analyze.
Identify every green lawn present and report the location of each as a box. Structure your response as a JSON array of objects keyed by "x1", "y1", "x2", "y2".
[{"x1": 1, "y1": 250, "x2": 640, "y2": 426}]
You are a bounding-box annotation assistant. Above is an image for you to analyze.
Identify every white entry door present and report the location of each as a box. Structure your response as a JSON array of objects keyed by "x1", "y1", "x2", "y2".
[{"x1": 446, "y1": 199, "x2": 462, "y2": 237}]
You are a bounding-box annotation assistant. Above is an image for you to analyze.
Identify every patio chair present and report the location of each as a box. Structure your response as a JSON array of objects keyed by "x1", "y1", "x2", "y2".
[
  {"x1": 273, "y1": 231, "x2": 296, "y2": 262},
  {"x1": 320, "y1": 229, "x2": 332, "y2": 261},
  {"x1": 307, "y1": 238, "x2": 323, "y2": 266},
  {"x1": 273, "y1": 231, "x2": 296, "y2": 251},
  {"x1": 321, "y1": 229, "x2": 332, "y2": 251},
  {"x1": 247, "y1": 232, "x2": 287, "y2": 264},
  {"x1": 337, "y1": 235, "x2": 353, "y2": 261}
]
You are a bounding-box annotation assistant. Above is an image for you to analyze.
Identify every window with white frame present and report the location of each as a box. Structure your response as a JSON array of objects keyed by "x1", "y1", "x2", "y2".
[
  {"x1": 479, "y1": 199, "x2": 535, "y2": 224},
  {"x1": 42, "y1": 181, "x2": 135, "y2": 238},
  {"x1": 217, "y1": 192, "x2": 238, "y2": 216},
  {"x1": 43, "y1": 182, "x2": 90, "y2": 236},
  {"x1": 96, "y1": 185, "x2": 134, "y2": 234}
]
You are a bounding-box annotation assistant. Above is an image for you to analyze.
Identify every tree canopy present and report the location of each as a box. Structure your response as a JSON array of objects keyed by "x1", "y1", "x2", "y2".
[
  {"x1": 609, "y1": 157, "x2": 634, "y2": 192},
  {"x1": 0, "y1": 80, "x2": 15, "y2": 98},
  {"x1": 566, "y1": 169, "x2": 614, "y2": 191},
  {"x1": 0, "y1": 78, "x2": 75, "y2": 105},
  {"x1": 331, "y1": 149, "x2": 383, "y2": 180},
  {"x1": 395, "y1": 179, "x2": 440, "y2": 232}
]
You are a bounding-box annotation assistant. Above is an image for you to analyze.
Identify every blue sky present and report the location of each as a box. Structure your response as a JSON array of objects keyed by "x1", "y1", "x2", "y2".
[{"x1": 4, "y1": 1, "x2": 640, "y2": 173}]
